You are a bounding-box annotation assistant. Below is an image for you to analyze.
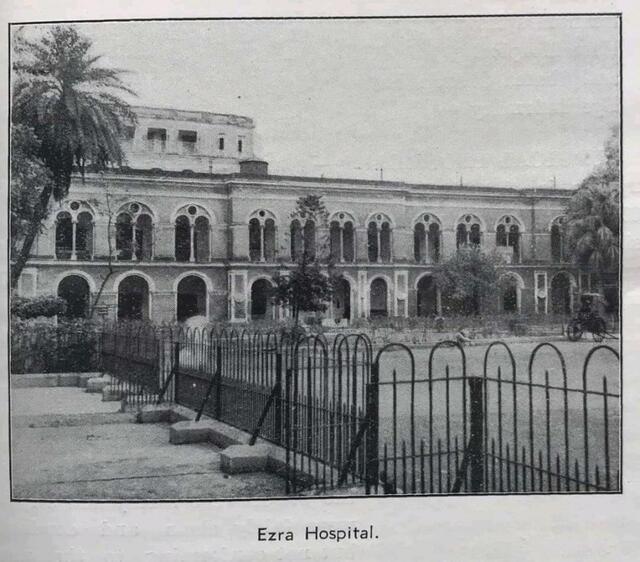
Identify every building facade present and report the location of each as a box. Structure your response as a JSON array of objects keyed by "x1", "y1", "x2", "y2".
[{"x1": 17, "y1": 106, "x2": 591, "y2": 323}]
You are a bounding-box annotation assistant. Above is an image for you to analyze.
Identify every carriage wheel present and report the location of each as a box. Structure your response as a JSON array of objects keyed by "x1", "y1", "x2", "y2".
[
  {"x1": 591, "y1": 318, "x2": 606, "y2": 343},
  {"x1": 567, "y1": 320, "x2": 583, "y2": 342}
]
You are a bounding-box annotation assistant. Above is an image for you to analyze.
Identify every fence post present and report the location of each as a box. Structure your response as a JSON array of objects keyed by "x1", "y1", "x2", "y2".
[
  {"x1": 274, "y1": 351, "x2": 283, "y2": 444},
  {"x1": 365, "y1": 361, "x2": 380, "y2": 495},
  {"x1": 468, "y1": 376, "x2": 485, "y2": 492},
  {"x1": 214, "y1": 340, "x2": 222, "y2": 419},
  {"x1": 172, "y1": 341, "x2": 180, "y2": 404}
]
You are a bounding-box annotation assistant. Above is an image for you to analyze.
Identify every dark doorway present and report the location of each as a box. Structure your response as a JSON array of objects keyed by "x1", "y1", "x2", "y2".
[
  {"x1": 251, "y1": 279, "x2": 273, "y2": 320},
  {"x1": 502, "y1": 282, "x2": 518, "y2": 312},
  {"x1": 117, "y1": 275, "x2": 150, "y2": 320},
  {"x1": 551, "y1": 273, "x2": 572, "y2": 314},
  {"x1": 416, "y1": 275, "x2": 438, "y2": 317},
  {"x1": 177, "y1": 276, "x2": 207, "y2": 322},
  {"x1": 370, "y1": 278, "x2": 388, "y2": 318},
  {"x1": 333, "y1": 278, "x2": 351, "y2": 323},
  {"x1": 58, "y1": 275, "x2": 91, "y2": 318}
]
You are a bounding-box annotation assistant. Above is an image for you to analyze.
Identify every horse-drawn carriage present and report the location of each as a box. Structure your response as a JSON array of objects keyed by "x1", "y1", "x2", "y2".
[{"x1": 566, "y1": 292, "x2": 608, "y2": 342}]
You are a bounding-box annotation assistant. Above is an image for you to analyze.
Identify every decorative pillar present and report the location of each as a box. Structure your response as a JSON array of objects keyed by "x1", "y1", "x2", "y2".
[
  {"x1": 259, "y1": 224, "x2": 265, "y2": 262},
  {"x1": 189, "y1": 222, "x2": 195, "y2": 263},
  {"x1": 71, "y1": 219, "x2": 77, "y2": 261}
]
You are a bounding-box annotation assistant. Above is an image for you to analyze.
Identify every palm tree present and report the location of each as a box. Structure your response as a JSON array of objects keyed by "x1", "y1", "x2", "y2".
[
  {"x1": 565, "y1": 182, "x2": 619, "y2": 272},
  {"x1": 565, "y1": 127, "x2": 620, "y2": 313},
  {"x1": 11, "y1": 25, "x2": 135, "y2": 287}
]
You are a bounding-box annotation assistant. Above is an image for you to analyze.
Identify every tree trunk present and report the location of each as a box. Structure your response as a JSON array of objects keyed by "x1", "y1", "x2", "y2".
[{"x1": 10, "y1": 183, "x2": 53, "y2": 289}]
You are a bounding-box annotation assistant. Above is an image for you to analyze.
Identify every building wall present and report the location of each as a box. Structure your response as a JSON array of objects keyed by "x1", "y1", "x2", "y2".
[
  {"x1": 20, "y1": 105, "x2": 581, "y2": 323},
  {"x1": 24, "y1": 169, "x2": 580, "y2": 323}
]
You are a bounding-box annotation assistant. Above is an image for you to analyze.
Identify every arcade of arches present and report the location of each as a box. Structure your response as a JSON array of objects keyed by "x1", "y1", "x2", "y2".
[{"x1": 53, "y1": 269, "x2": 584, "y2": 323}]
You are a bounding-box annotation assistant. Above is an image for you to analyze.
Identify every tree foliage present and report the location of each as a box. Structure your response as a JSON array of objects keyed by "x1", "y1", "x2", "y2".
[
  {"x1": 10, "y1": 25, "x2": 135, "y2": 288},
  {"x1": 433, "y1": 246, "x2": 501, "y2": 315},
  {"x1": 10, "y1": 124, "x2": 53, "y2": 258},
  {"x1": 272, "y1": 195, "x2": 336, "y2": 322},
  {"x1": 12, "y1": 25, "x2": 136, "y2": 198},
  {"x1": 565, "y1": 126, "x2": 620, "y2": 273}
]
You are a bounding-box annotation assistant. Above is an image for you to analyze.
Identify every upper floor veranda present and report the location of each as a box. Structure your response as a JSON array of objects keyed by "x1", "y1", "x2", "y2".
[{"x1": 29, "y1": 168, "x2": 574, "y2": 268}]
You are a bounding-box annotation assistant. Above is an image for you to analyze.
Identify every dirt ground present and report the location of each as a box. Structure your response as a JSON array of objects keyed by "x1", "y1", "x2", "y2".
[{"x1": 10, "y1": 388, "x2": 286, "y2": 501}]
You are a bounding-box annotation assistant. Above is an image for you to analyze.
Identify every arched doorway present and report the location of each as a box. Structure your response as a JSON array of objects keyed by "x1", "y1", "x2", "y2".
[
  {"x1": 177, "y1": 276, "x2": 207, "y2": 322},
  {"x1": 117, "y1": 275, "x2": 150, "y2": 320},
  {"x1": 57, "y1": 275, "x2": 91, "y2": 318},
  {"x1": 551, "y1": 272, "x2": 572, "y2": 314},
  {"x1": 416, "y1": 275, "x2": 438, "y2": 317},
  {"x1": 500, "y1": 277, "x2": 519, "y2": 313},
  {"x1": 251, "y1": 279, "x2": 273, "y2": 320},
  {"x1": 370, "y1": 278, "x2": 388, "y2": 318},
  {"x1": 332, "y1": 278, "x2": 351, "y2": 323}
]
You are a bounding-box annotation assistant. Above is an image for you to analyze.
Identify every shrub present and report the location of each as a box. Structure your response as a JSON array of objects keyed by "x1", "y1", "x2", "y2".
[
  {"x1": 11, "y1": 318, "x2": 100, "y2": 373},
  {"x1": 11, "y1": 295, "x2": 67, "y2": 319}
]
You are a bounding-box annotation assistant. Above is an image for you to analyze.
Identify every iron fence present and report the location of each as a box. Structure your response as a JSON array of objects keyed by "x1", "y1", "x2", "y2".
[
  {"x1": 366, "y1": 340, "x2": 620, "y2": 495},
  {"x1": 94, "y1": 322, "x2": 620, "y2": 496}
]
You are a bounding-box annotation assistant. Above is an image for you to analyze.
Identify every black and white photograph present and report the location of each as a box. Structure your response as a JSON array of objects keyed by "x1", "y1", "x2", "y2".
[{"x1": 7, "y1": 14, "x2": 622, "y2": 505}]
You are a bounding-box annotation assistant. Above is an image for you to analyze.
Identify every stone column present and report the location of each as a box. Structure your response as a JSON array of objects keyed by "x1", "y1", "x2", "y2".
[
  {"x1": 441, "y1": 229, "x2": 457, "y2": 260},
  {"x1": 154, "y1": 223, "x2": 175, "y2": 260},
  {"x1": 355, "y1": 227, "x2": 368, "y2": 263},
  {"x1": 92, "y1": 219, "x2": 112, "y2": 260}
]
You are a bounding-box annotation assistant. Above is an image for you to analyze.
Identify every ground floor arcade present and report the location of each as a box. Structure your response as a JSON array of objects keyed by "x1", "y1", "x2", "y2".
[{"x1": 18, "y1": 262, "x2": 591, "y2": 323}]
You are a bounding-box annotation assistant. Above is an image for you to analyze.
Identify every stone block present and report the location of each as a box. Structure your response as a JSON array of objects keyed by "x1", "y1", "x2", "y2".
[
  {"x1": 56, "y1": 373, "x2": 79, "y2": 387},
  {"x1": 169, "y1": 420, "x2": 217, "y2": 445},
  {"x1": 220, "y1": 444, "x2": 270, "y2": 474},
  {"x1": 102, "y1": 385, "x2": 124, "y2": 402},
  {"x1": 86, "y1": 377, "x2": 107, "y2": 393},
  {"x1": 136, "y1": 405, "x2": 172, "y2": 424},
  {"x1": 11, "y1": 374, "x2": 58, "y2": 388},
  {"x1": 85, "y1": 376, "x2": 112, "y2": 393},
  {"x1": 77, "y1": 373, "x2": 100, "y2": 388}
]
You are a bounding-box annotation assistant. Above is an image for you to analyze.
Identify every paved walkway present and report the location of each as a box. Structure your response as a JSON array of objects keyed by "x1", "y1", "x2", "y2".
[{"x1": 11, "y1": 387, "x2": 285, "y2": 500}]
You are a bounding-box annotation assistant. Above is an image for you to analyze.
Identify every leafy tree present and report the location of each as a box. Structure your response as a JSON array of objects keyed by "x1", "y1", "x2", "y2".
[
  {"x1": 10, "y1": 25, "x2": 135, "y2": 288},
  {"x1": 565, "y1": 126, "x2": 620, "y2": 273},
  {"x1": 433, "y1": 246, "x2": 501, "y2": 315},
  {"x1": 10, "y1": 124, "x2": 53, "y2": 260},
  {"x1": 272, "y1": 195, "x2": 337, "y2": 323}
]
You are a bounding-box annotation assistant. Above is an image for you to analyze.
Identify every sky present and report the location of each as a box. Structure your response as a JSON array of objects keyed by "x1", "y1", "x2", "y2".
[{"x1": 19, "y1": 16, "x2": 620, "y2": 189}]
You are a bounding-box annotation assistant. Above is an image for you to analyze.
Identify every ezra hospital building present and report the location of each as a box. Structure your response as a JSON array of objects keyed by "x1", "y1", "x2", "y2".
[{"x1": 17, "y1": 105, "x2": 590, "y2": 323}]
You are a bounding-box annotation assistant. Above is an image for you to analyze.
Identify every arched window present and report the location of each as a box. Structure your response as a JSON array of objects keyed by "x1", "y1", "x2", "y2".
[
  {"x1": 115, "y1": 202, "x2": 154, "y2": 261},
  {"x1": 54, "y1": 201, "x2": 95, "y2": 260},
  {"x1": 174, "y1": 204, "x2": 211, "y2": 262},
  {"x1": 304, "y1": 220, "x2": 316, "y2": 260},
  {"x1": 55, "y1": 212, "x2": 73, "y2": 260},
  {"x1": 367, "y1": 213, "x2": 392, "y2": 263},
  {"x1": 290, "y1": 219, "x2": 303, "y2": 261},
  {"x1": 58, "y1": 275, "x2": 91, "y2": 318},
  {"x1": 414, "y1": 213, "x2": 441, "y2": 263},
  {"x1": 248, "y1": 210, "x2": 277, "y2": 262},
  {"x1": 496, "y1": 216, "x2": 521, "y2": 264},
  {"x1": 329, "y1": 212, "x2": 356, "y2": 263},
  {"x1": 550, "y1": 216, "x2": 566, "y2": 263},
  {"x1": 456, "y1": 214, "x2": 482, "y2": 249}
]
